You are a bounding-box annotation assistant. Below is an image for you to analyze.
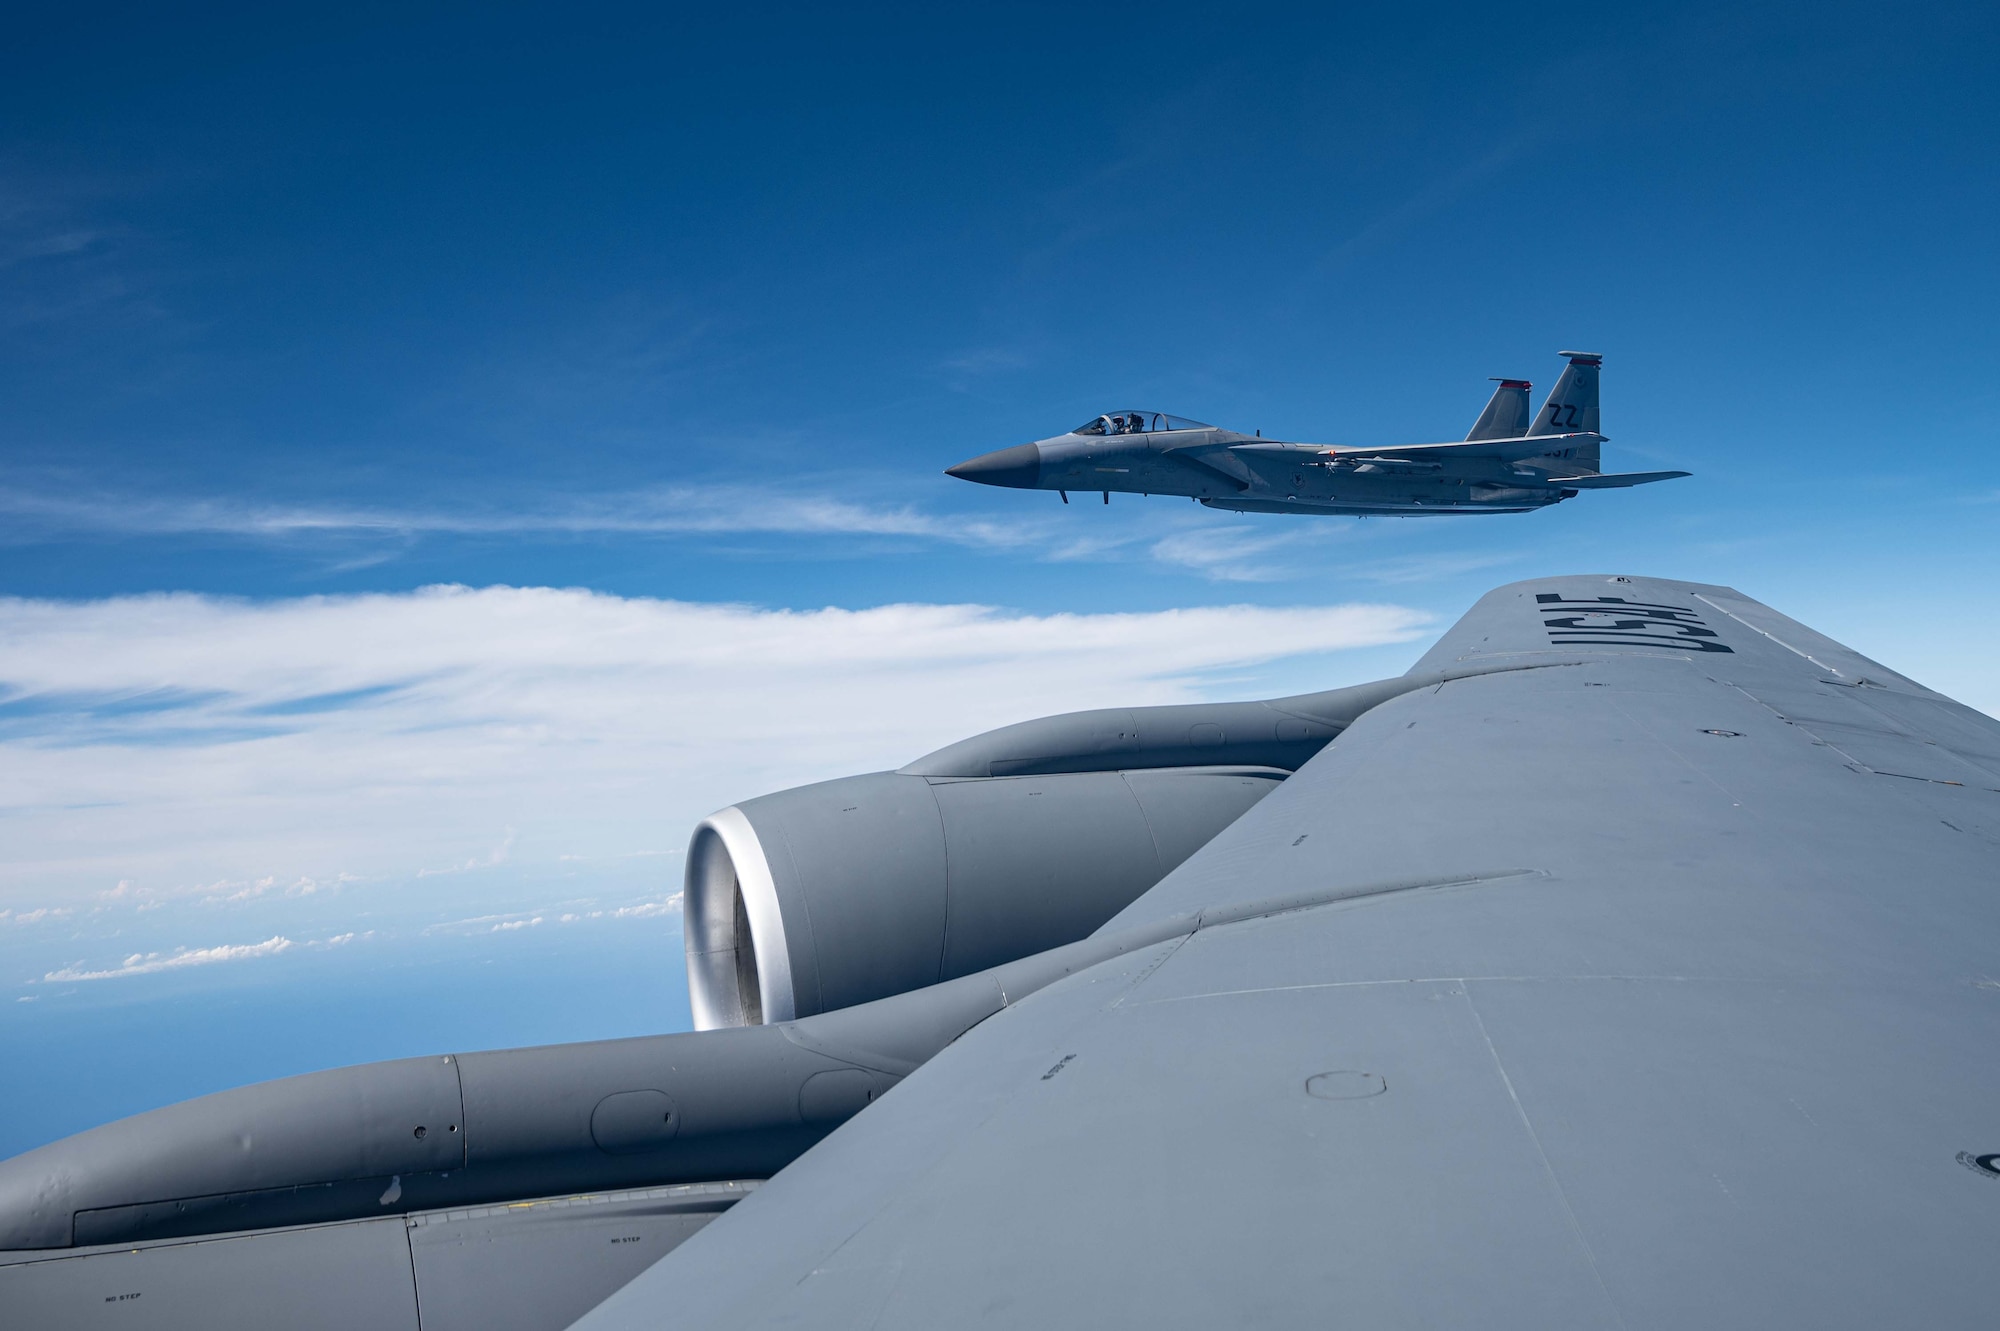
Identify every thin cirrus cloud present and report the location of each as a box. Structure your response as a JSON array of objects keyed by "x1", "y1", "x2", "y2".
[
  {"x1": 0, "y1": 586, "x2": 1433, "y2": 980},
  {"x1": 1142, "y1": 524, "x2": 1524, "y2": 587},
  {"x1": 0, "y1": 482, "x2": 1043, "y2": 550},
  {"x1": 1148, "y1": 527, "x2": 1325, "y2": 583},
  {"x1": 0, "y1": 479, "x2": 1410, "y2": 583}
]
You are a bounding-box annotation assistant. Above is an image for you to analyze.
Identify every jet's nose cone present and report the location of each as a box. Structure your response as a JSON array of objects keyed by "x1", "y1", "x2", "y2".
[{"x1": 946, "y1": 442, "x2": 1040, "y2": 488}]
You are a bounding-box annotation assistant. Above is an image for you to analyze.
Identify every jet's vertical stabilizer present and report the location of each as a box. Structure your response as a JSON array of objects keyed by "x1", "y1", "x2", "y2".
[
  {"x1": 1466, "y1": 378, "x2": 1532, "y2": 441},
  {"x1": 1530, "y1": 352, "x2": 1601, "y2": 436},
  {"x1": 1527, "y1": 350, "x2": 1602, "y2": 472}
]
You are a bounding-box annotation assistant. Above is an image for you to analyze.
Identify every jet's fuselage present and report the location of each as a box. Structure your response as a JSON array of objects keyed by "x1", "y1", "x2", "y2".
[
  {"x1": 959, "y1": 425, "x2": 1570, "y2": 516},
  {"x1": 945, "y1": 357, "x2": 1685, "y2": 515}
]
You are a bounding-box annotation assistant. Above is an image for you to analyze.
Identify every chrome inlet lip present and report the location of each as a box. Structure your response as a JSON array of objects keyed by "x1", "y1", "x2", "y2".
[{"x1": 684, "y1": 806, "x2": 796, "y2": 1029}]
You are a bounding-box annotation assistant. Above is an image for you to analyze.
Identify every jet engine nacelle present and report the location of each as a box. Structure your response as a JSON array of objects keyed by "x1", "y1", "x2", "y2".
[
  {"x1": 684, "y1": 765, "x2": 1282, "y2": 1028},
  {"x1": 682, "y1": 669, "x2": 1514, "y2": 1029}
]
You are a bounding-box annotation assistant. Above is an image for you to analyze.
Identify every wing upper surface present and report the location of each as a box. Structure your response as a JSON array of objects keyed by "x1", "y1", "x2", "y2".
[
  {"x1": 578, "y1": 576, "x2": 2000, "y2": 1330},
  {"x1": 1317, "y1": 431, "x2": 1602, "y2": 462}
]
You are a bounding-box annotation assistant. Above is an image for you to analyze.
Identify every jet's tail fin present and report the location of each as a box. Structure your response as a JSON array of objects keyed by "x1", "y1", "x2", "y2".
[
  {"x1": 1465, "y1": 379, "x2": 1532, "y2": 441},
  {"x1": 1527, "y1": 350, "x2": 1602, "y2": 471},
  {"x1": 1530, "y1": 351, "x2": 1601, "y2": 436}
]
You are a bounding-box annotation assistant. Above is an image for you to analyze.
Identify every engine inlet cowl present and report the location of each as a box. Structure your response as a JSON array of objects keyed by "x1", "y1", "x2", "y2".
[{"x1": 683, "y1": 766, "x2": 1284, "y2": 1028}]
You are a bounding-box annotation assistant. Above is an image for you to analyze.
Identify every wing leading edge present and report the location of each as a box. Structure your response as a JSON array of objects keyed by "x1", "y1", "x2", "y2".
[{"x1": 578, "y1": 576, "x2": 2000, "y2": 1330}]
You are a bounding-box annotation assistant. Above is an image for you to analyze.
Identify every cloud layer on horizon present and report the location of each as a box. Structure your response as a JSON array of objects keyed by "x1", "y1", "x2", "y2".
[
  {"x1": 0, "y1": 476, "x2": 1452, "y2": 585},
  {"x1": 0, "y1": 586, "x2": 1433, "y2": 940}
]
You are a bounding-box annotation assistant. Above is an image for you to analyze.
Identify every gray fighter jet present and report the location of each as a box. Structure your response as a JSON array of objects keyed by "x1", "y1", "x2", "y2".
[
  {"x1": 947, "y1": 351, "x2": 1688, "y2": 513},
  {"x1": 6, "y1": 575, "x2": 2000, "y2": 1330}
]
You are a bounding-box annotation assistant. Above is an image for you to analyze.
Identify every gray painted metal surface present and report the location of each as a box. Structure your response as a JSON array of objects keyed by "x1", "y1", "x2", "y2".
[
  {"x1": 574, "y1": 574, "x2": 2000, "y2": 1329},
  {"x1": 900, "y1": 674, "x2": 1417, "y2": 776},
  {"x1": 406, "y1": 1183, "x2": 752, "y2": 1331},
  {"x1": 0, "y1": 1214, "x2": 422, "y2": 1331},
  {"x1": 684, "y1": 664, "x2": 1577, "y2": 1030},
  {"x1": 0, "y1": 1022, "x2": 863, "y2": 1251},
  {"x1": 0, "y1": 1025, "x2": 850, "y2": 1250},
  {"x1": 0, "y1": 1182, "x2": 755, "y2": 1331},
  {"x1": 688, "y1": 766, "x2": 1284, "y2": 1028},
  {"x1": 946, "y1": 352, "x2": 1687, "y2": 515}
]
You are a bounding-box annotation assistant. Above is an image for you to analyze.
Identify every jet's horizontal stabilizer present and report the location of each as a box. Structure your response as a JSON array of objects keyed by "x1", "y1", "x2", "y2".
[{"x1": 1548, "y1": 469, "x2": 1691, "y2": 489}]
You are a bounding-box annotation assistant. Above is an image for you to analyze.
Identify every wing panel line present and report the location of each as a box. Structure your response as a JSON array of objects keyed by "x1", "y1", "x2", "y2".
[
  {"x1": 1693, "y1": 594, "x2": 1845, "y2": 677},
  {"x1": 1464, "y1": 984, "x2": 1631, "y2": 1330}
]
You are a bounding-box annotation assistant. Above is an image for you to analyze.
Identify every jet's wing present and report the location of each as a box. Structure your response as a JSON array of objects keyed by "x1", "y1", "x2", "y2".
[
  {"x1": 576, "y1": 576, "x2": 2000, "y2": 1330},
  {"x1": 1314, "y1": 430, "x2": 1602, "y2": 463},
  {"x1": 1550, "y1": 469, "x2": 1692, "y2": 488}
]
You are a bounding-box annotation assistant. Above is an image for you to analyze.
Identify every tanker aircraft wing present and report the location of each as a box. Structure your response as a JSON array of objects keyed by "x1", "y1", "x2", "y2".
[{"x1": 577, "y1": 574, "x2": 2000, "y2": 1330}]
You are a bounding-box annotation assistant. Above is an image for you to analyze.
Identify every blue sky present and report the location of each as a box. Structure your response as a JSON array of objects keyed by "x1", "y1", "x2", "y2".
[{"x1": 2, "y1": 3, "x2": 1997, "y2": 1154}]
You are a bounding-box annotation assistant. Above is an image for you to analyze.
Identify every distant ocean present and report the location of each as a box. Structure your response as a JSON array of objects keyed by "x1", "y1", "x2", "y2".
[{"x1": 0, "y1": 915, "x2": 690, "y2": 1159}]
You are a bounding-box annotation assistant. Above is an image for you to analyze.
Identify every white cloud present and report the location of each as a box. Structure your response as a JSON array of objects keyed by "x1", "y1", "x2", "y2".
[
  {"x1": 0, "y1": 483, "x2": 1042, "y2": 552},
  {"x1": 0, "y1": 587, "x2": 1429, "y2": 923},
  {"x1": 608, "y1": 894, "x2": 682, "y2": 919},
  {"x1": 91, "y1": 872, "x2": 333, "y2": 911},
  {"x1": 1149, "y1": 527, "x2": 1325, "y2": 582},
  {"x1": 42, "y1": 936, "x2": 294, "y2": 982},
  {"x1": 0, "y1": 481, "x2": 1413, "y2": 584},
  {"x1": 1, "y1": 907, "x2": 72, "y2": 925}
]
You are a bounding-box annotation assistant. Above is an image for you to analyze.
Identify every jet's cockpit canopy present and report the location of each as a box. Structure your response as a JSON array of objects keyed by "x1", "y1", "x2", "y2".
[{"x1": 1073, "y1": 411, "x2": 1210, "y2": 436}]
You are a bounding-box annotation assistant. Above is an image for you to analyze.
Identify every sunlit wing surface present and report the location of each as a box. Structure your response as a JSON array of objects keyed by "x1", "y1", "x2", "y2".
[{"x1": 578, "y1": 575, "x2": 2000, "y2": 1330}]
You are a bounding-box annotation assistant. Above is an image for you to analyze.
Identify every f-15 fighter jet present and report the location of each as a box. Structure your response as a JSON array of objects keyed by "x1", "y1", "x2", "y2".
[{"x1": 946, "y1": 351, "x2": 1688, "y2": 514}]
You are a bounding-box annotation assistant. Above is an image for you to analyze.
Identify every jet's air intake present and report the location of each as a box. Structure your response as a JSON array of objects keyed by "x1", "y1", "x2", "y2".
[{"x1": 683, "y1": 808, "x2": 795, "y2": 1030}]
